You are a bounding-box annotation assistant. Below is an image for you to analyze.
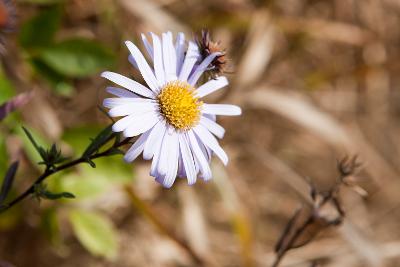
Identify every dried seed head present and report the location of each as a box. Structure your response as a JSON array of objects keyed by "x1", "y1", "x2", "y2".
[
  {"x1": 0, "y1": 0, "x2": 16, "y2": 48},
  {"x1": 196, "y1": 29, "x2": 228, "y2": 78},
  {"x1": 0, "y1": 0, "x2": 16, "y2": 32}
]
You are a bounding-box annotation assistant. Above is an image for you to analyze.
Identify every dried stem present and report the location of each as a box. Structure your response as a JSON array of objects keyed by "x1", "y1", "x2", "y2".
[{"x1": 124, "y1": 186, "x2": 207, "y2": 266}]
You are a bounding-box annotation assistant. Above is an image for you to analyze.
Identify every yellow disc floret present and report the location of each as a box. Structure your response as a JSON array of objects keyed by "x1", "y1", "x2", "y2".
[{"x1": 158, "y1": 80, "x2": 202, "y2": 130}]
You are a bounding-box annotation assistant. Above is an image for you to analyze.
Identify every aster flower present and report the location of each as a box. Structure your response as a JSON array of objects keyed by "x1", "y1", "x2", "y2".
[{"x1": 102, "y1": 31, "x2": 241, "y2": 188}]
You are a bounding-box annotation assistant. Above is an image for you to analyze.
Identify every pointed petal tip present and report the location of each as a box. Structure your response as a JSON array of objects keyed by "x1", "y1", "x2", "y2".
[
  {"x1": 123, "y1": 154, "x2": 133, "y2": 163},
  {"x1": 100, "y1": 71, "x2": 110, "y2": 78}
]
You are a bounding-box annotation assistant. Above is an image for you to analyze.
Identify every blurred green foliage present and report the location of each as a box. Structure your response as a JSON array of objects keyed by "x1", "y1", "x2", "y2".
[
  {"x1": 69, "y1": 209, "x2": 118, "y2": 260},
  {"x1": 39, "y1": 39, "x2": 115, "y2": 77},
  {"x1": 0, "y1": 1, "x2": 126, "y2": 259},
  {"x1": 18, "y1": 4, "x2": 115, "y2": 96},
  {"x1": 0, "y1": 72, "x2": 16, "y2": 103}
]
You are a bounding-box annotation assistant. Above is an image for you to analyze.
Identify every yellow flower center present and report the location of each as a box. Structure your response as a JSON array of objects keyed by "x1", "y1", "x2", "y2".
[{"x1": 157, "y1": 80, "x2": 202, "y2": 130}]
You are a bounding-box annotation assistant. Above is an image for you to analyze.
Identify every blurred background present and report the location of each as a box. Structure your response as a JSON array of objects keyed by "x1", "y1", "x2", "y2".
[{"x1": 1, "y1": 0, "x2": 400, "y2": 266}]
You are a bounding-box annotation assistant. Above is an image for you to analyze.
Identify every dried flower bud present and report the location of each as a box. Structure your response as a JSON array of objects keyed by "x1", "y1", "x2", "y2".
[
  {"x1": 0, "y1": 0, "x2": 16, "y2": 46},
  {"x1": 196, "y1": 29, "x2": 228, "y2": 78}
]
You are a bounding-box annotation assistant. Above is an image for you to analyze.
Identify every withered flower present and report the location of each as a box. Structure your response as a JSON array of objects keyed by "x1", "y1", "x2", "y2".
[
  {"x1": 272, "y1": 156, "x2": 365, "y2": 267},
  {"x1": 0, "y1": 0, "x2": 16, "y2": 46},
  {"x1": 196, "y1": 29, "x2": 228, "y2": 78}
]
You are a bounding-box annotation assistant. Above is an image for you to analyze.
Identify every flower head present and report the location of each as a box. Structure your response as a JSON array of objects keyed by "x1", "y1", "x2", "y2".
[
  {"x1": 196, "y1": 29, "x2": 228, "y2": 78},
  {"x1": 102, "y1": 31, "x2": 241, "y2": 188}
]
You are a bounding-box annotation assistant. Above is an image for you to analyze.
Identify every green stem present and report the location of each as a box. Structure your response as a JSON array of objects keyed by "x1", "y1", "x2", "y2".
[{"x1": 0, "y1": 136, "x2": 132, "y2": 214}]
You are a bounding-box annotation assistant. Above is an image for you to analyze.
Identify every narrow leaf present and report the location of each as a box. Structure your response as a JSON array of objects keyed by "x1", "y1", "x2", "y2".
[
  {"x1": 82, "y1": 125, "x2": 114, "y2": 158},
  {"x1": 22, "y1": 126, "x2": 44, "y2": 159},
  {"x1": 0, "y1": 162, "x2": 19, "y2": 204}
]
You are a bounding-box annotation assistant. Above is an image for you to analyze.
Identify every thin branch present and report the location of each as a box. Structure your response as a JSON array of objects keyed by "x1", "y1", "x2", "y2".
[{"x1": 0, "y1": 136, "x2": 132, "y2": 213}]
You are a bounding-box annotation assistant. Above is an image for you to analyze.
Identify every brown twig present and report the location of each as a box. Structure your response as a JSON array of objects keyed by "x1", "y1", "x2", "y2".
[{"x1": 271, "y1": 156, "x2": 362, "y2": 267}]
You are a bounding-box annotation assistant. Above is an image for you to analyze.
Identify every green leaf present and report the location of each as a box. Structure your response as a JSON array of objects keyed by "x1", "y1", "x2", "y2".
[
  {"x1": 38, "y1": 39, "x2": 115, "y2": 77},
  {"x1": 69, "y1": 209, "x2": 118, "y2": 260},
  {"x1": 0, "y1": 161, "x2": 19, "y2": 204},
  {"x1": 62, "y1": 125, "x2": 105, "y2": 155},
  {"x1": 82, "y1": 125, "x2": 114, "y2": 158},
  {"x1": 19, "y1": 6, "x2": 62, "y2": 49},
  {"x1": 16, "y1": 127, "x2": 50, "y2": 168},
  {"x1": 21, "y1": 126, "x2": 47, "y2": 161},
  {"x1": 30, "y1": 57, "x2": 74, "y2": 97}
]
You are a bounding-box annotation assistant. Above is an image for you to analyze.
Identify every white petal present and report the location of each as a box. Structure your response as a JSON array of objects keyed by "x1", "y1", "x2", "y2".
[
  {"x1": 200, "y1": 116, "x2": 225, "y2": 138},
  {"x1": 204, "y1": 113, "x2": 216, "y2": 121},
  {"x1": 125, "y1": 41, "x2": 159, "y2": 92},
  {"x1": 143, "y1": 121, "x2": 166, "y2": 160},
  {"x1": 195, "y1": 76, "x2": 228, "y2": 98},
  {"x1": 103, "y1": 97, "x2": 155, "y2": 108},
  {"x1": 162, "y1": 32, "x2": 177, "y2": 81},
  {"x1": 188, "y1": 52, "x2": 219, "y2": 86},
  {"x1": 150, "y1": 125, "x2": 166, "y2": 177},
  {"x1": 101, "y1": 71, "x2": 154, "y2": 98},
  {"x1": 141, "y1": 33, "x2": 154, "y2": 61},
  {"x1": 162, "y1": 132, "x2": 179, "y2": 188},
  {"x1": 108, "y1": 102, "x2": 157, "y2": 117},
  {"x1": 175, "y1": 32, "x2": 185, "y2": 75},
  {"x1": 106, "y1": 87, "x2": 138, "y2": 98},
  {"x1": 178, "y1": 41, "x2": 200, "y2": 81},
  {"x1": 202, "y1": 104, "x2": 242, "y2": 116},
  {"x1": 128, "y1": 55, "x2": 138, "y2": 69},
  {"x1": 187, "y1": 130, "x2": 212, "y2": 180},
  {"x1": 179, "y1": 134, "x2": 197, "y2": 185},
  {"x1": 157, "y1": 129, "x2": 172, "y2": 176},
  {"x1": 123, "y1": 130, "x2": 151, "y2": 162},
  {"x1": 151, "y1": 33, "x2": 165, "y2": 89},
  {"x1": 112, "y1": 114, "x2": 135, "y2": 132},
  {"x1": 193, "y1": 124, "x2": 228, "y2": 165},
  {"x1": 123, "y1": 112, "x2": 159, "y2": 137}
]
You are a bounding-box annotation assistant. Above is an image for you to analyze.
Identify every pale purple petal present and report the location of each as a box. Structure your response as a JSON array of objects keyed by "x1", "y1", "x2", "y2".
[
  {"x1": 162, "y1": 132, "x2": 179, "y2": 188},
  {"x1": 195, "y1": 76, "x2": 228, "y2": 98},
  {"x1": 199, "y1": 116, "x2": 225, "y2": 139},
  {"x1": 188, "y1": 52, "x2": 220, "y2": 86},
  {"x1": 187, "y1": 130, "x2": 212, "y2": 180},
  {"x1": 143, "y1": 120, "x2": 166, "y2": 160},
  {"x1": 150, "y1": 125, "x2": 167, "y2": 177},
  {"x1": 179, "y1": 133, "x2": 197, "y2": 185},
  {"x1": 141, "y1": 33, "x2": 154, "y2": 61},
  {"x1": 175, "y1": 32, "x2": 185, "y2": 75},
  {"x1": 202, "y1": 104, "x2": 242, "y2": 116},
  {"x1": 106, "y1": 87, "x2": 138, "y2": 98},
  {"x1": 193, "y1": 124, "x2": 228, "y2": 165},
  {"x1": 178, "y1": 41, "x2": 200, "y2": 81},
  {"x1": 123, "y1": 112, "x2": 159, "y2": 137},
  {"x1": 162, "y1": 32, "x2": 177, "y2": 82},
  {"x1": 125, "y1": 41, "x2": 159, "y2": 92},
  {"x1": 101, "y1": 71, "x2": 154, "y2": 98},
  {"x1": 123, "y1": 130, "x2": 151, "y2": 162},
  {"x1": 151, "y1": 33, "x2": 165, "y2": 89},
  {"x1": 103, "y1": 97, "x2": 155, "y2": 108},
  {"x1": 107, "y1": 102, "x2": 157, "y2": 117}
]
